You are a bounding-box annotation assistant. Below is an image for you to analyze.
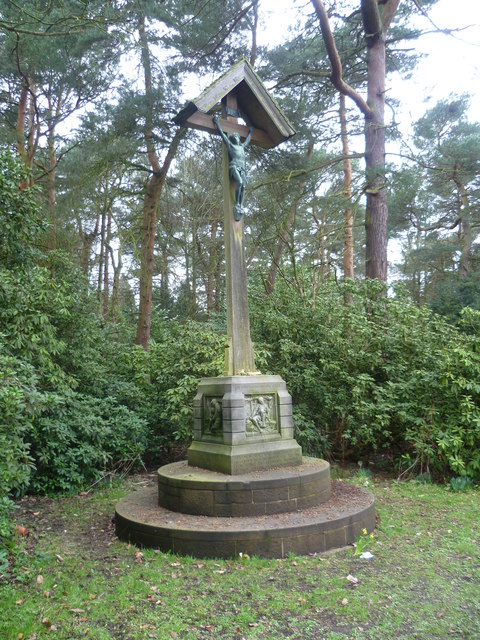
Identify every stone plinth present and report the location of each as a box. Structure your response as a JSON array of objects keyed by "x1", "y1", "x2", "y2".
[
  {"x1": 158, "y1": 458, "x2": 330, "y2": 517},
  {"x1": 187, "y1": 375, "x2": 302, "y2": 474},
  {"x1": 115, "y1": 479, "x2": 375, "y2": 559}
]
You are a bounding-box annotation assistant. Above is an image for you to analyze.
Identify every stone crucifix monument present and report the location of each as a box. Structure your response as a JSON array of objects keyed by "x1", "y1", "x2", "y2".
[
  {"x1": 173, "y1": 58, "x2": 301, "y2": 475},
  {"x1": 115, "y1": 60, "x2": 375, "y2": 558}
]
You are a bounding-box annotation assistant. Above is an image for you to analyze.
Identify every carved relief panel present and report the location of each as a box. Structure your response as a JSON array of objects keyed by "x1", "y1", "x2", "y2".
[
  {"x1": 245, "y1": 395, "x2": 278, "y2": 435},
  {"x1": 202, "y1": 397, "x2": 223, "y2": 437}
]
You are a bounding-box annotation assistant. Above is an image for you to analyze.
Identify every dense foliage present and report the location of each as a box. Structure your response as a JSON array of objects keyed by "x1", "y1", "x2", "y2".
[
  {"x1": 1, "y1": 1, "x2": 479, "y2": 572},
  {"x1": 250, "y1": 279, "x2": 480, "y2": 481},
  {"x1": 0, "y1": 153, "x2": 148, "y2": 558}
]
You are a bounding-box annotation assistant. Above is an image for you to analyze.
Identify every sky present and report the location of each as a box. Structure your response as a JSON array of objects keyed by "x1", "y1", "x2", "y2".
[
  {"x1": 256, "y1": 0, "x2": 480, "y2": 275},
  {"x1": 394, "y1": 0, "x2": 480, "y2": 126},
  {"x1": 259, "y1": 0, "x2": 480, "y2": 125}
]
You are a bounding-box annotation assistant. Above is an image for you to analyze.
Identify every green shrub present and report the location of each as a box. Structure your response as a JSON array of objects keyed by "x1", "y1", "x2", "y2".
[
  {"x1": 449, "y1": 476, "x2": 474, "y2": 492},
  {"x1": 0, "y1": 351, "x2": 39, "y2": 554},
  {"x1": 126, "y1": 320, "x2": 226, "y2": 456},
  {"x1": 250, "y1": 279, "x2": 480, "y2": 480},
  {"x1": 30, "y1": 393, "x2": 148, "y2": 494},
  {"x1": 0, "y1": 149, "x2": 150, "y2": 538}
]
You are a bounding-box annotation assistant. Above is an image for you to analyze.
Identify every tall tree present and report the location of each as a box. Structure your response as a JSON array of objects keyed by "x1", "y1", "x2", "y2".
[
  {"x1": 0, "y1": 0, "x2": 122, "y2": 245},
  {"x1": 311, "y1": 0, "x2": 403, "y2": 281},
  {"x1": 389, "y1": 95, "x2": 480, "y2": 308},
  {"x1": 134, "y1": 9, "x2": 185, "y2": 348}
]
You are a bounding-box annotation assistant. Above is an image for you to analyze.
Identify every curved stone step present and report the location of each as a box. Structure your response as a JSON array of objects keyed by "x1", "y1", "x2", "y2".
[
  {"x1": 115, "y1": 480, "x2": 375, "y2": 559},
  {"x1": 158, "y1": 457, "x2": 331, "y2": 517}
]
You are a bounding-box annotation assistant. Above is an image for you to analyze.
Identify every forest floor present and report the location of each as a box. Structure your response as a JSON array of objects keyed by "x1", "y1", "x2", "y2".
[{"x1": 1, "y1": 467, "x2": 479, "y2": 640}]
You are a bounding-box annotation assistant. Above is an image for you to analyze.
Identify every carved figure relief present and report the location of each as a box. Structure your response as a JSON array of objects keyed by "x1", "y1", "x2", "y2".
[
  {"x1": 203, "y1": 397, "x2": 223, "y2": 436},
  {"x1": 246, "y1": 395, "x2": 277, "y2": 434}
]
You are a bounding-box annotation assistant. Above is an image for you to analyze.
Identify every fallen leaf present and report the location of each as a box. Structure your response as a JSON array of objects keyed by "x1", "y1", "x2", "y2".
[
  {"x1": 170, "y1": 561, "x2": 181, "y2": 567},
  {"x1": 203, "y1": 625, "x2": 213, "y2": 631},
  {"x1": 248, "y1": 623, "x2": 259, "y2": 627},
  {"x1": 56, "y1": 555, "x2": 63, "y2": 564},
  {"x1": 15, "y1": 525, "x2": 28, "y2": 537},
  {"x1": 346, "y1": 574, "x2": 359, "y2": 585},
  {"x1": 16, "y1": 599, "x2": 24, "y2": 605},
  {"x1": 341, "y1": 598, "x2": 349, "y2": 606},
  {"x1": 17, "y1": 634, "x2": 23, "y2": 639},
  {"x1": 170, "y1": 633, "x2": 179, "y2": 638},
  {"x1": 69, "y1": 609, "x2": 85, "y2": 614},
  {"x1": 49, "y1": 625, "x2": 57, "y2": 632},
  {"x1": 43, "y1": 590, "x2": 55, "y2": 598},
  {"x1": 36, "y1": 575, "x2": 44, "y2": 584}
]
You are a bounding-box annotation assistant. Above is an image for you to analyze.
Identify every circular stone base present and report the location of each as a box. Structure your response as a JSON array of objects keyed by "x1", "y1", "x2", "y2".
[
  {"x1": 115, "y1": 480, "x2": 375, "y2": 559},
  {"x1": 158, "y1": 457, "x2": 331, "y2": 517}
]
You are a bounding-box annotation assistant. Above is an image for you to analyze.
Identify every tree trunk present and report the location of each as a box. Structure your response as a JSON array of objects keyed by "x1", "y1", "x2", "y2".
[
  {"x1": 103, "y1": 206, "x2": 112, "y2": 319},
  {"x1": 78, "y1": 214, "x2": 100, "y2": 277},
  {"x1": 249, "y1": 0, "x2": 259, "y2": 68},
  {"x1": 135, "y1": 13, "x2": 185, "y2": 349},
  {"x1": 311, "y1": 0, "x2": 401, "y2": 283},
  {"x1": 215, "y1": 230, "x2": 223, "y2": 313},
  {"x1": 160, "y1": 243, "x2": 170, "y2": 310},
  {"x1": 453, "y1": 169, "x2": 473, "y2": 280},
  {"x1": 459, "y1": 219, "x2": 472, "y2": 280},
  {"x1": 16, "y1": 82, "x2": 29, "y2": 164},
  {"x1": 16, "y1": 77, "x2": 38, "y2": 186},
  {"x1": 265, "y1": 143, "x2": 313, "y2": 295},
  {"x1": 340, "y1": 94, "x2": 354, "y2": 280},
  {"x1": 264, "y1": 197, "x2": 298, "y2": 295},
  {"x1": 206, "y1": 218, "x2": 218, "y2": 316},
  {"x1": 97, "y1": 208, "x2": 106, "y2": 302},
  {"x1": 47, "y1": 96, "x2": 57, "y2": 250},
  {"x1": 364, "y1": 33, "x2": 387, "y2": 282},
  {"x1": 108, "y1": 244, "x2": 122, "y2": 324}
]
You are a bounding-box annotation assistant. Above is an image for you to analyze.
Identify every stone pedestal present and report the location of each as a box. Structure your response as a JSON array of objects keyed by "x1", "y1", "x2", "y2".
[
  {"x1": 116, "y1": 374, "x2": 376, "y2": 558},
  {"x1": 187, "y1": 375, "x2": 302, "y2": 475}
]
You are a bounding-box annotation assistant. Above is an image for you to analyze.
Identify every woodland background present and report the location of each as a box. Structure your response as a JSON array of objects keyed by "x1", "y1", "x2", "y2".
[{"x1": 1, "y1": 0, "x2": 480, "y2": 559}]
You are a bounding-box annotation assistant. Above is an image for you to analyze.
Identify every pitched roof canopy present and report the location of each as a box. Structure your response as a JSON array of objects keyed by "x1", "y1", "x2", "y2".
[{"x1": 173, "y1": 59, "x2": 295, "y2": 149}]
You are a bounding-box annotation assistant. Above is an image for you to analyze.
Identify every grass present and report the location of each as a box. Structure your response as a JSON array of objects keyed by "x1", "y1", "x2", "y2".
[{"x1": 1, "y1": 468, "x2": 479, "y2": 640}]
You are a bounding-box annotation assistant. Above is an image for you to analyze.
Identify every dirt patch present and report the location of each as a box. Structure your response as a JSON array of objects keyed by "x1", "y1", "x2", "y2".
[{"x1": 12, "y1": 473, "x2": 155, "y2": 560}]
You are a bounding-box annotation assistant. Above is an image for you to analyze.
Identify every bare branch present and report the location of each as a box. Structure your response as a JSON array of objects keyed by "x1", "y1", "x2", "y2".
[
  {"x1": 381, "y1": 0, "x2": 402, "y2": 33},
  {"x1": 409, "y1": 208, "x2": 460, "y2": 232},
  {"x1": 311, "y1": 0, "x2": 374, "y2": 118},
  {"x1": 250, "y1": 152, "x2": 364, "y2": 191}
]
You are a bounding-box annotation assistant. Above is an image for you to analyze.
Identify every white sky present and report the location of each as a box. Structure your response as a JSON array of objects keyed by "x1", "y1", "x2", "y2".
[
  {"x1": 256, "y1": 0, "x2": 480, "y2": 275},
  {"x1": 259, "y1": 0, "x2": 480, "y2": 125}
]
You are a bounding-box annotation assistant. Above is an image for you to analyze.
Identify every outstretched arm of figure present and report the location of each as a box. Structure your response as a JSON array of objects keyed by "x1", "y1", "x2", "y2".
[
  {"x1": 212, "y1": 114, "x2": 230, "y2": 147},
  {"x1": 244, "y1": 127, "x2": 254, "y2": 147}
]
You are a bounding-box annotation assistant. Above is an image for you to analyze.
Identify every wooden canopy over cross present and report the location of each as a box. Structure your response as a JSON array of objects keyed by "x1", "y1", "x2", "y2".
[
  {"x1": 174, "y1": 60, "x2": 295, "y2": 375},
  {"x1": 174, "y1": 58, "x2": 295, "y2": 149}
]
